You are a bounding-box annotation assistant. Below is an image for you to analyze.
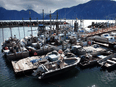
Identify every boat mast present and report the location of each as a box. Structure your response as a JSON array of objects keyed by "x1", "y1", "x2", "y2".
[
  {"x1": 42, "y1": 9, "x2": 45, "y2": 33},
  {"x1": 18, "y1": 22, "x2": 21, "y2": 40},
  {"x1": 60, "y1": 18, "x2": 61, "y2": 29},
  {"x1": 43, "y1": 9, "x2": 44, "y2": 24},
  {"x1": 56, "y1": 11, "x2": 58, "y2": 35},
  {"x1": 50, "y1": 10, "x2": 51, "y2": 31},
  {"x1": 22, "y1": 18, "x2": 25, "y2": 38},
  {"x1": 9, "y1": 22, "x2": 13, "y2": 38},
  {"x1": 29, "y1": 10, "x2": 33, "y2": 36},
  {"x1": 72, "y1": 18, "x2": 73, "y2": 30},
  {"x1": 42, "y1": 9, "x2": 45, "y2": 49},
  {"x1": 37, "y1": 18, "x2": 38, "y2": 25},
  {"x1": 115, "y1": 17, "x2": 116, "y2": 26},
  {"x1": 18, "y1": 22, "x2": 21, "y2": 51},
  {"x1": 49, "y1": 10, "x2": 52, "y2": 36},
  {"x1": 2, "y1": 23, "x2": 4, "y2": 42}
]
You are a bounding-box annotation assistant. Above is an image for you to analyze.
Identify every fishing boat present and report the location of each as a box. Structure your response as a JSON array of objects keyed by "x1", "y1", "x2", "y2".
[
  {"x1": 45, "y1": 50, "x2": 61, "y2": 62},
  {"x1": 78, "y1": 44, "x2": 112, "y2": 68},
  {"x1": 21, "y1": 35, "x2": 54, "y2": 56},
  {"x1": 11, "y1": 50, "x2": 62, "y2": 75},
  {"x1": 79, "y1": 53, "x2": 100, "y2": 68},
  {"x1": 97, "y1": 53, "x2": 116, "y2": 69},
  {"x1": 1, "y1": 36, "x2": 19, "y2": 53},
  {"x1": 64, "y1": 49, "x2": 78, "y2": 59},
  {"x1": 71, "y1": 45, "x2": 86, "y2": 55},
  {"x1": 1, "y1": 36, "x2": 29, "y2": 61},
  {"x1": 32, "y1": 55, "x2": 80, "y2": 79}
]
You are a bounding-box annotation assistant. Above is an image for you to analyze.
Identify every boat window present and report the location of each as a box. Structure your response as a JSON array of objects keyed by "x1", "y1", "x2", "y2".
[{"x1": 52, "y1": 52, "x2": 57, "y2": 55}]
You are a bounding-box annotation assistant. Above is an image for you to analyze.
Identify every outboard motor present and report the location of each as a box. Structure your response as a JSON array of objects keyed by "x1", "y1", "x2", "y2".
[{"x1": 32, "y1": 64, "x2": 45, "y2": 76}]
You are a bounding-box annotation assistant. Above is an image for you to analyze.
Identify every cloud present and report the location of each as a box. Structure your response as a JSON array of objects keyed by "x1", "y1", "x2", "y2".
[
  {"x1": 0, "y1": 0, "x2": 116, "y2": 13},
  {"x1": 0, "y1": 0, "x2": 5, "y2": 7}
]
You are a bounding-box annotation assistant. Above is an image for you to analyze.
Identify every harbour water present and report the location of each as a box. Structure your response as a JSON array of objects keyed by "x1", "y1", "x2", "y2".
[{"x1": 0, "y1": 20, "x2": 116, "y2": 87}]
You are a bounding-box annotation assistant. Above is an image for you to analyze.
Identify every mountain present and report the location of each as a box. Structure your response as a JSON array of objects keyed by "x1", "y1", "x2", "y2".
[
  {"x1": 1, "y1": 0, "x2": 116, "y2": 20},
  {"x1": 0, "y1": 7, "x2": 42, "y2": 20},
  {"x1": 45, "y1": 0, "x2": 116, "y2": 19}
]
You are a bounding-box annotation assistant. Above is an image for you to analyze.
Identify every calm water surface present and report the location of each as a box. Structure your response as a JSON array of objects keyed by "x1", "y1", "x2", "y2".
[{"x1": 0, "y1": 21, "x2": 116, "y2": 87}]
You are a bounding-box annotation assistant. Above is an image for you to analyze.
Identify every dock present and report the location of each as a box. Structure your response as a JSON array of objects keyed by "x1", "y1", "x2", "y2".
[
  {"x1": 11, "y1": 56, "x2": 48, "y2": 75},
  {"x1": 0, "y1": 21, "x2": 67, "y2": 28},
  {"x1": 84, "y1": 26, "x2": 116, "y2": 38}
]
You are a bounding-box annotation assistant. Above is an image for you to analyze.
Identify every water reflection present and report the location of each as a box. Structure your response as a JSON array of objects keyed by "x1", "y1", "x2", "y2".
[{"x1": 101, "y1": 70, "x2": 116, "y2": 84}]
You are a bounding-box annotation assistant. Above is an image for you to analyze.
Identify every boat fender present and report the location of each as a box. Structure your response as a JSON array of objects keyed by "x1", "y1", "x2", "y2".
[
  {"x1": 88, "y1": 41, "x2": 91, "y2": 45},
  {"x1": 29, "y1": 49, "x2": 31, "y2": 52}
]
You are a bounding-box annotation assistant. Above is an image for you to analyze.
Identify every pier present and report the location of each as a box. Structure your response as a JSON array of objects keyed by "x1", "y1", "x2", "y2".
[{"x1": 0, "y1": 21, "x2": 68, "y2": 28}]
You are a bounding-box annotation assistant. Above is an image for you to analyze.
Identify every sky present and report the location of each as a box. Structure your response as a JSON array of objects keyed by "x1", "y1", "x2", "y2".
[{"x1": 0, "y1": 0, "x2": 116, "y2": 14}]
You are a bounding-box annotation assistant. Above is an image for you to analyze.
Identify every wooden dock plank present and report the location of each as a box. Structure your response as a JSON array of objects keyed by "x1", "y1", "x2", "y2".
[{"x1": 11, "y1": 56, "x2": 41, "y2": 74}]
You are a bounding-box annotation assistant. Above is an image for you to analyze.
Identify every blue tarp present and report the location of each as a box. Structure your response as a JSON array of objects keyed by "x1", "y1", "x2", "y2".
[
  {"x1": 30, "y1": 58, "x2": 42, "y2": 63},
  {"x1": 38, "y1": 24, "x2": 45, "y2": 27},
  {"x1": 80, "y1": 30, "x2": 84, "y2": 33},
  {"x1": 66, "y1": 36, "x2": 68, "y2": 39},
  {"x1": 104, "y1": 34, "x2": 108, "y2": 37}
]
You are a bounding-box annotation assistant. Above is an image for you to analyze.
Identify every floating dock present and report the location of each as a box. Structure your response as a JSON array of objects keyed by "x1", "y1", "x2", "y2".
[{"x1": 11, "y1": 56, "x2": 48, "y2": 75}]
